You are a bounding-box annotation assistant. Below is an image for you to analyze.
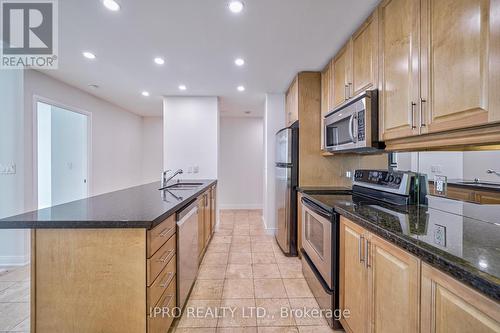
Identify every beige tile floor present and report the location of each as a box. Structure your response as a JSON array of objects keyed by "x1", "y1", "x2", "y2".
[
  {"x1": 0, "y1": 265, "x2": 30, "y2": 333},
  {"x1": 171, "y1": 209, "x2": 338, "y2": 333}
]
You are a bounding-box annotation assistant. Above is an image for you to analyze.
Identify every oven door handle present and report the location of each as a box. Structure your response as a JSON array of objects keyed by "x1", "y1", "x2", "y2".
[{"x1": 301, "y1": 197, "x2": 332, "y2": 220}]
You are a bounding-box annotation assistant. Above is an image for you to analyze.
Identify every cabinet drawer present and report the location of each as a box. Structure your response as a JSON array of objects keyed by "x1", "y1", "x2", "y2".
[
  {"x1": 148, "y1": 254, "x2": 176, "y2": 308},
  {"x1": 147, "y1": 276, "x2": 176, "y2": 333},
  {"x1": 147, "y1": 215, "x2": 176, "y2": 257},
  {"x1": 147, "y1": 234, "x2": 176, "y2": 286}
]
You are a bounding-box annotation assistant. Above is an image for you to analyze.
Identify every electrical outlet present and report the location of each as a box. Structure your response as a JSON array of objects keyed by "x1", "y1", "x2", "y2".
[
  {"x1": 193, "y1": 166, "x2": 199, "y2": 174},
  {"x1": 431, "y1": 165, "x2": 442, "y2": 173},
  {"x1": 0, "y1": 163, "x2": 16, "y2": 175},
  {"x1": 434, "y1": 224, "x2": 447, "y2": 247},
  {"x1": 345, "y1": 171, "x2": 352, "y2": 179}
]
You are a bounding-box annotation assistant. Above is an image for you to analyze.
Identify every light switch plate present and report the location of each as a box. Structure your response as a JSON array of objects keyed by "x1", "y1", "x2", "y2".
[
  {"x1": 0, "y1": 163, "x2": 16, "y2": 174},
  {"x1": 434, "y1": 224, "x2": 447, "y2": 247}
]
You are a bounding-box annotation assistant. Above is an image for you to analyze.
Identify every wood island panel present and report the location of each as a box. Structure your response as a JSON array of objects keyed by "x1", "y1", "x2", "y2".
[{"x1": 35, "y1": 228, "x2": 147, "y2": 333}]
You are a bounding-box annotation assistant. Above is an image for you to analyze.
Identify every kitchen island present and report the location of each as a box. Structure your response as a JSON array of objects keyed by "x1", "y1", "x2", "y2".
[{"x1": 0, "y1": 180, "x2": 217, "y2": 333}]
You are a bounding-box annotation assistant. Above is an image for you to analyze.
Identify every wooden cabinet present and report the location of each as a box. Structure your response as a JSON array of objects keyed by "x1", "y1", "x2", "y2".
[
  {"x1": 340, "y1": 216, "x2": 420, "y2": 333},
  {"x1": 421, "y1": 263, "x2": 500, "y2": 333},
  {"x1": 421, "y1": 0, "x2": 490, "y2": 134},
  {"x1": 381, "y1": 0, "x2": 500, "y2": 148},
  {"x1": 332, "y1": 43, "x2": 352, "y2": 108},
  {"x1": 198, "y1": 187, "x2": 216, "y2": 262},
  {"x1": 379, "y1": 0, "x2": 420, "y2": 141},
  {"x1": 369, "y1": 233, "x2": 420, "y2": 333},
  {"x1": 285, "y1": 77, "x2": 299, "y2": 126},
  {"x1": 340, "y1": 217, "x2": 369, "y2": 333},
  {"x1": 321, "y1": 62, "x2": 333, "y2": 151},
  {"x1": 351, "y1": 9, "x2": 379, "y2": 97}
]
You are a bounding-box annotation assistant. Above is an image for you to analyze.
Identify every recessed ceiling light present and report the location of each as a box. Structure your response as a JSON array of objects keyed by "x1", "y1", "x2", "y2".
[
  {"x1": 141, "y1": 91, "x2": 150, "y2": 97},
  {"x1": 237, "y1": 85, "x2": 245, "y2": 92},
  {"x1": 88, "y1": 84, "x2": 99, "y2": 89},
  {"x1": 234, "y1": 58, "x2": 245, "y2": 66},
  {"x1": 82, "y1": 51, "x2": 96, "y2": 59},
  {"x1": 154, "y1": 57, "x2": 165, "y2": 65},
  {"x1": 228, "y1": 0, "x2": 244, "y2": 13},
  {"x1": 178, "y1": 84, "x2": 187, "y2": 91},
  {"x1": 103, "y1": 0, "x2": 120, "y2": 11}
]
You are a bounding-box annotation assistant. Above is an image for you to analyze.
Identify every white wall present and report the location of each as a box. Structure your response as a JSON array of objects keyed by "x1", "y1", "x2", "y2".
[
  {"x1": 163, "y1": 97, "x2": 219, "y2": 179},
  {"x1": 463, "y1": 151, "x2": 500, "y2": 182},
  {"x1": 23, "y1": 70, "x2": 147, "y2": 209},
  {"x1": 37, "y1": 103, "x2": 52, "y2": 209},
  {"x1": 263, "y1": 94, "x2": 286, "y2": 229},
  {"x1": 219, "y1": 117, "x2": 264, "y2": 209},
  {"x1": 142, "y1": 116, "x2": 163, "y2": 182},
  {"x1": 0, "y1": 69, "x2": 30, "y2": 266}
]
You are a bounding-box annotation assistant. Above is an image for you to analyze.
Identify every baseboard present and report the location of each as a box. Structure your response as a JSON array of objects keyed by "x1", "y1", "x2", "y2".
[
  {"x1": 0, "y1": 255, "x2": 30, "y2": 267},
  {"x1": 219, "y1": 204, "x2": 263, "y2": 210}
]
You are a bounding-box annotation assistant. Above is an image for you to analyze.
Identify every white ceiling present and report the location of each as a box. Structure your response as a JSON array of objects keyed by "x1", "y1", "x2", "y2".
[{"x1": 41, "y1": 0, "x2": 379, "y2": 117}]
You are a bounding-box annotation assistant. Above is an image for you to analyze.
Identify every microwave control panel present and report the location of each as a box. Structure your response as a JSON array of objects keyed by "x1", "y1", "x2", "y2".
[{"x1": 357, "y1": 110, "x2": 365, "y2": 142}]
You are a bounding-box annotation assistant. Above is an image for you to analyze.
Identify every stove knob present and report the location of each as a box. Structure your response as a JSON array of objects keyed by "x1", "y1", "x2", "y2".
[
  {"x1": 395, "y1": 177, "x2": 402, "y2": 185},
  {"x1": 388, "y1": 175, "x2": 395, "y2": 182}
]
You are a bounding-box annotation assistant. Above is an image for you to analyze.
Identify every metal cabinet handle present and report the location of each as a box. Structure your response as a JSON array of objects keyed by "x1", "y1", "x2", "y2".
[
  {"x1": 365, "y1": 238, "x2": 371, "y2": 268},
  {"x1": 410, "y1": 102, "x2": 417, "y2": 129},
  {"x1": 157, "y1": 249, "x2": 174, "y2": 263},
  {"x1": 159, "y1": 226, "x2": 174, "y2": 238},
  {"x1": 345, "y1": 84, "x2": 349, "y2": 101},
  {"x1": 348, "y1": 82, "x2": 353, "y2": 98},
  {"x1": 420, "y1": 98, "x2": 426, "y2": 128},
  {"x1": 359, "y1": 234, "x2": 365, "y2": 263},
  {"x1": 159, "y1": 272, "x2": 175, "y2": 288}
]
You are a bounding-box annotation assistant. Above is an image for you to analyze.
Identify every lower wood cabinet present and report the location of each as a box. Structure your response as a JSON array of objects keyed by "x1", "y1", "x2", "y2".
[
  {"x1": 198, "y1": 186, "x2": 217, "y2": 263},
  {"x1": 340, "y1": 216, "x2": 500, "y2": 333},
  {"x1": 421, "y1": 263, "x2": 500, "y2": 333}
]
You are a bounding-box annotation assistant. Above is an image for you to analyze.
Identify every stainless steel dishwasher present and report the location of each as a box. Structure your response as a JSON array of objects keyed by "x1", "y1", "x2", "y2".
[{"x1": 176, "y1": 199, "x2": 199, "y2": 309}]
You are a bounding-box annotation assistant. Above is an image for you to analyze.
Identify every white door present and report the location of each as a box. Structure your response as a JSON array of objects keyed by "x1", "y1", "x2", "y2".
[{"x1": 37, "y1": 101, "x2": 89, "y2": 208}]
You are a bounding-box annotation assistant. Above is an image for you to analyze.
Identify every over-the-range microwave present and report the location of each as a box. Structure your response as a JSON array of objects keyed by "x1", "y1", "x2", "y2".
[{"x1": 324, "y1": 90, "x2": 384, "y2": 153}]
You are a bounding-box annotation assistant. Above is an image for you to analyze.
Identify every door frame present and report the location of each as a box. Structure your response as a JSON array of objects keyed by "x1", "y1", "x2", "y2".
[{"x1": 32, "y1": 95, "x2": 93, "y2": 208}]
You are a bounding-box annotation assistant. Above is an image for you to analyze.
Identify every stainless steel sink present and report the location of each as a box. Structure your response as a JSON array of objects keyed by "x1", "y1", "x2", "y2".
[{"x1": 159, "y1": 182, "x2": 203, "y2": 190}]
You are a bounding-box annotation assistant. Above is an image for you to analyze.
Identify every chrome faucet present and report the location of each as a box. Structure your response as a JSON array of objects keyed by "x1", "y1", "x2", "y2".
[
  {"x1": 161, "y1": 170, "x2": 171, "y2": 188},
  {"x1": 165, "y1": 169, "x2": 184, "y2": 184},
  {"x1": 487, "y1": 169, "x2": 500, "y2": 177}
]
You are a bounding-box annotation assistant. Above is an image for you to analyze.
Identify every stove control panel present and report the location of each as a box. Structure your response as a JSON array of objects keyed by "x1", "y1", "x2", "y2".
[{"x1": 354, "y1": 170, "x2": 406, "y2": 190}]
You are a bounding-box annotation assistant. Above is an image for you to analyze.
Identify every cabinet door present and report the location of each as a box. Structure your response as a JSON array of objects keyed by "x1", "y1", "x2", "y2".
[
  {"x1": 321, "y1": 65, "x2": 331, "y2": 150},
  {"x1": 352, "y1": 10, "x2": 379, "y2": 97},
  {"x1": 340, "y1": 217, "x2": 369, "y2": 333},
  {"x1": 379, "y1": 0, "x2": 420, "y2": 140},
  {"x1": 204, "y1": 194, "x2": 210, "y2": 244},
  {"x1": 286, "y1": 78, "x2": 299, "y2": 126},
  {"x1": 369, "y1": 234, "x2": 420, "y2": 333},
  {"x1": 421, "y1": 0, "x2": 491, "y2": 134},
  {"x1": 421, "y1": 263, "x2": 500, "y2": 333},
  {"x1": 332, "y1": 43, "x2": 352, "y2": 108},
  {"x1": 197, "y1": 199, "x2": 205, "y2": 259}
]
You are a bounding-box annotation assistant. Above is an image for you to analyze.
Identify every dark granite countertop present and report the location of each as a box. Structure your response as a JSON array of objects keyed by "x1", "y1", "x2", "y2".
[
  {"x1": 302, "y1": 191, "x2": 500, "y2": 302},
  {"x1": 0, "y1": 180, "x2": 217, "y2": 229}
]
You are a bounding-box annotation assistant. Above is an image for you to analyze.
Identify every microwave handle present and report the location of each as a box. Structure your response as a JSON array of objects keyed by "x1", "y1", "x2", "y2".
[{"x1": 348, "y1": 114, "x2": 357, "y2": 143}]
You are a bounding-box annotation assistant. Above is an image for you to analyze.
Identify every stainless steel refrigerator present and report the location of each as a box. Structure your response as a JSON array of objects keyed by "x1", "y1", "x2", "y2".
[{"x1": 275, "y1": 121, "x2": 298, "y2": 256}]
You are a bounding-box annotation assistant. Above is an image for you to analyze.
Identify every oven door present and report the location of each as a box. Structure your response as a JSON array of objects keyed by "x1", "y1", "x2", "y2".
[{"x1": 301, "y1": 198, "x2": 333, "y2": 289}]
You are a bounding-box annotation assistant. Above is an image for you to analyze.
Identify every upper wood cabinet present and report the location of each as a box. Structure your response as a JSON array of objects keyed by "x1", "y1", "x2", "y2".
[
  {"x1": 332, "y1": 43, "x2": 352, "y2": 108},
  {"x1": 379, "y1": 0, "x2": 420, "y2": 141},
  {"x1": 351, "y1": 9, "x2": 379, "y2": 97},
  {"x1": 381, "y1": 0, "x2": 500, "y2": 146},
  {"x1": 421, "y1": 263, "x2": 500, "y2": 333},
  {"x1": 331, "y1": 10, "x2": 379, "y2": 110},
  {"x1": 321, "y1": 62, "x2": 333, "y2": 150},
  {"x1": 285, "y1": 77, "x2": 299, "y2": 126},
  {"x1": 421, "y1": 0, "x2": 492, "y2": 134}
]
